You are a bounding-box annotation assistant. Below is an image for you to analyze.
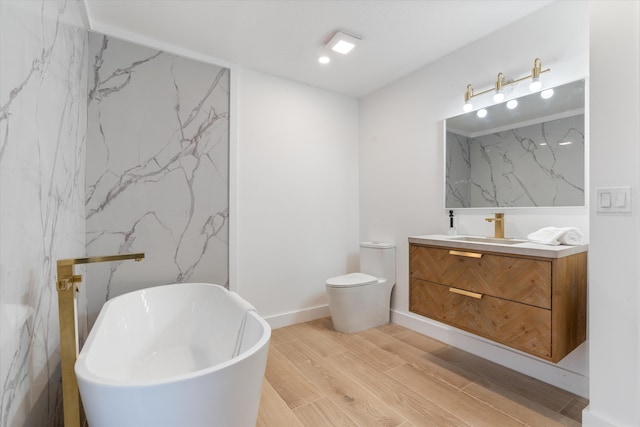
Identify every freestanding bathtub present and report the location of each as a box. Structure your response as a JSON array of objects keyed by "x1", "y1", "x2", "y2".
[{"x1": 75, "y1": 283, "x2": 271, "y2": 427}]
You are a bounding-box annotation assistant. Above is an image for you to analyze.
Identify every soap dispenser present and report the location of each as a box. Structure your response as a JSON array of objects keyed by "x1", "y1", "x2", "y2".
[{"x1": 447, "y1": 210, "x2": 457, "y2": 235}]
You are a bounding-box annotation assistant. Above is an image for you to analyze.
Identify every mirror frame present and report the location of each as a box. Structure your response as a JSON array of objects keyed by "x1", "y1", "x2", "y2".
[{"x1": 443, "y1": 78, "x2": 586, "y2": 210}]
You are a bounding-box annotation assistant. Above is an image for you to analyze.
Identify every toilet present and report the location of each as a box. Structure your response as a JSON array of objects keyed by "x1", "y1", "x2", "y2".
[{"x1": 325, "y1": 242, "x2": 396, "y2": 333}]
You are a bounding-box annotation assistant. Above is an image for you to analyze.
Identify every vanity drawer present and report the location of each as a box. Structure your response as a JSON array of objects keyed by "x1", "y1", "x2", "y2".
[
  {"x1": 409, "y1": 245, "x2": 551, "y2": 309},
  {"x1": 410, "y1": 278, "x2": 551, "y2": 359}
]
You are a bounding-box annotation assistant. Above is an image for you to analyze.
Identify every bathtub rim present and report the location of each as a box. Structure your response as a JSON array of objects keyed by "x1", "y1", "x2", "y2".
[{"x1": 75, "y1": 283, "x2": 271, "y2": 387}]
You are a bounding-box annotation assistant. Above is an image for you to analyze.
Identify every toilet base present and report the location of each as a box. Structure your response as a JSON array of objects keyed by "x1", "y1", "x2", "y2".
[
  {"x1": 329, "y1": 315, "x2": 390, "y2": 333},
  {"x1": 326, "y1": 281, "x2": 393, "y2": 333}
]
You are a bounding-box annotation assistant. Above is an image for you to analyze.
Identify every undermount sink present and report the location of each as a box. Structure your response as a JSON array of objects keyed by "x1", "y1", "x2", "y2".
[{"x1": 447, "y1": 236, "x2": 527, "y2": 245}]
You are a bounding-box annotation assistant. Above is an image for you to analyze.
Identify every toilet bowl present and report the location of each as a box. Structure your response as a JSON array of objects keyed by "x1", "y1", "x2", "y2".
[{"x1": 326, "y1": 242, "x2": 396, "y2": 333}]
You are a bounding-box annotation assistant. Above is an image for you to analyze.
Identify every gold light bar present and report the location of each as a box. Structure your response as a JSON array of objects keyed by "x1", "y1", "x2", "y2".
[{"x1": 463, "y1": 58, "x2": 550, "y2": 111}]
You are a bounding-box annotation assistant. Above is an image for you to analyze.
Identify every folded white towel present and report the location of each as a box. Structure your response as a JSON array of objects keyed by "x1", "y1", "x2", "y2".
[{"x1": 527, "y1": 226, "x2": 584, "y2": 246}]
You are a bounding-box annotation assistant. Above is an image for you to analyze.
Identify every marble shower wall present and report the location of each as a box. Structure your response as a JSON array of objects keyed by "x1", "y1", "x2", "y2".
[
  {"x1": 446, "y1": 114, "x2": 585, "y2": 208},
  {"x1": 86, "y1": 34, "x2": 230, "y2": 323},
  {"x1": 0, "y1": 1, "x2": 87, "y2": 426}
]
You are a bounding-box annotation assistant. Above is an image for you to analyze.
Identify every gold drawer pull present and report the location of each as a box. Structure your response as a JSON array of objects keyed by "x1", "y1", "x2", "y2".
[
  {"x1": 449, "y1": 287, "x2": 483, "y2": 299},
  {"x1": 449, "y1": 250, "x2": 483, "y2": 259}
]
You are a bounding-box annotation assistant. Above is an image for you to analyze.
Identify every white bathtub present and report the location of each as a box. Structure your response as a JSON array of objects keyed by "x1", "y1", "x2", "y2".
[{"x1": 75, "y1": 283, "x2": 270, "y2": 427}]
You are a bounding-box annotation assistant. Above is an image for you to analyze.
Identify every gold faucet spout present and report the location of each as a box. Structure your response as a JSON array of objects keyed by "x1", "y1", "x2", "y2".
[
  {"x1": 485, "y1": 213, "x2": 505, "y2": 238},
  {"x1": 57, "y1": 252, "x2": 145, "y2": 267}
]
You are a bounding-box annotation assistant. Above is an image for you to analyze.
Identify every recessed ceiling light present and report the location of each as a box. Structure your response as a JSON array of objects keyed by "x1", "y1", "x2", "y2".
[
  {"x1": 318, "y1": 56, "x2": 330, "y2": 64},
  {"x1": 506, "y1": 99, "x2": 518, "y2": 109},
  {"x1": 477, "y1": 109, "x2": 488, "y2": 118},
  {"x1": 327, "y1": 30, "x2": 361, "y2": 55}
]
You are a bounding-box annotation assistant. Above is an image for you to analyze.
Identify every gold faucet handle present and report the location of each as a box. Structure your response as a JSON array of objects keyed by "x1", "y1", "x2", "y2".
[
  {"x1": 57, "y1": 275, "x2": 83, "y2": 292},
  {"x1": 485, "y1": 213, "x2": 504, "y2": 222}
]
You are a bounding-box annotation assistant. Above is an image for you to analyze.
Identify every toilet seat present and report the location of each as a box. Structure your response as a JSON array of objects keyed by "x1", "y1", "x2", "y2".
[{"x1": 326, "y1": 273, "x2": 378, "y2": 288}]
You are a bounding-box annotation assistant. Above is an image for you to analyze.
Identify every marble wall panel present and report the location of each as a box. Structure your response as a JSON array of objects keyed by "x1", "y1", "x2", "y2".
[
  {"x1": 0, "y1": 1, "x2": 87, "y2": 425},
  {"x1": 86, "y1": 34, "x2": 229, "y2": 323},
  {"x1": 446, "y1": 114, "x2": 585, "y2": 208},
  {"x1": 445, "y1": 131, "x2": 471, "y2": 208}
]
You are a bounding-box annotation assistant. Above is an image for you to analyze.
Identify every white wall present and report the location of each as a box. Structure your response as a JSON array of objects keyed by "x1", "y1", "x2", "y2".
[
  {"x1": 359, "y1": 1, "x2": 589, "y2": 396},
  {"x1": 81, "y1": 5, "x2": 362, "y2": 341},
  {"x1": 236, "y1": 68, "x2": 360, "y2": 327},
  {"x1": 584, "y1": 1, "x2": 640, "y2": 426}
]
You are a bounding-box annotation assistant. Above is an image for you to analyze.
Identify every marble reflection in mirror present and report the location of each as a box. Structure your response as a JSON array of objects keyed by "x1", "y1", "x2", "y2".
[{"x1": 445, "y1": 79, "x2": 585, "y2": 208}]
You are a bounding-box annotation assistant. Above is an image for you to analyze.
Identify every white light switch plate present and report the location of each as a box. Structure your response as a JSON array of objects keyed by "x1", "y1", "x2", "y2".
[{"x1": 596, "y1": 186, "x2": 632, "y2": 213}]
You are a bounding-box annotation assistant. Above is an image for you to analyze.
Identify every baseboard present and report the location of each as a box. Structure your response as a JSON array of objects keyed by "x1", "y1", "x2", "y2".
[
  {"x1": 391, "y1": 310, "x2": 589, "y2": 398},
  {"x1": 264, "y1": 305, "x2": 330, "y2": 329},
  {"x1": 581, "y1": 406, "x2": 617, "y2": 427}
]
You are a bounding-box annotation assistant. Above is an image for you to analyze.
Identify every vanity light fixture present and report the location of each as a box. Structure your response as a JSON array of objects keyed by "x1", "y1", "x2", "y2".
[
  {"x1": 462, "y1": 58, "x2": 550, "y2": 111},
  {"x1": 463, "y1": 84, "x2": 474, "y2": 112},
  {"x1": 327, "y1": 30, "x2": 361, "y2": 55},
  {"x1": 529, "y1": 58, "x2": 544, "y2": 91},
  {"x1": 493, "y1": 73, "x2": 505, "y2": 102},
  {"x1": 541, "y1": 88, "x2": 554, "y2": 99}
]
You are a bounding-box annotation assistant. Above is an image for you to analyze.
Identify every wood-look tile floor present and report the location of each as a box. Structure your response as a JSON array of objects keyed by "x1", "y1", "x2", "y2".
[{"x1": 257, "y1": 318, "x2": 588, "y2": 427}]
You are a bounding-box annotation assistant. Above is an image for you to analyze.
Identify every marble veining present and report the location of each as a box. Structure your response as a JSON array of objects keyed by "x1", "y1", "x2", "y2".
[
  {"x1": 446, "y1": 115, "x2": 585, "y2": 208},
  {"x1": 86, "y1": 34, "x2": 230, "y2": 323},
  {"x1": 0, "y1": 1, "x2": 87, "y2": 425}
]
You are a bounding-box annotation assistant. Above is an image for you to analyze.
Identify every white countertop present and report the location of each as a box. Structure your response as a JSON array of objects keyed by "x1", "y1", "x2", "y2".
[{"x1": 408, "y1": 234, "x2": 588, "y2": 259}]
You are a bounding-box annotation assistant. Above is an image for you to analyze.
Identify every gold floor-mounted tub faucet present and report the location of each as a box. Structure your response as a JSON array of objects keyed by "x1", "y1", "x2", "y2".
[
  {"x1": 56, "y1": 253, "x2": 145, "y2": 427},
  {"x1": 485, "y1": 213, "x2": 505, "y2": 238}
]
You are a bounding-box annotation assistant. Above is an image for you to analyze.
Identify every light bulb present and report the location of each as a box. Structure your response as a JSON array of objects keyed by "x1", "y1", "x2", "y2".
[
  {"x1": 493, "y1": 91, "x2": 505, "y2": 103},
  {"x1": 318, "y1": 56, "x2": 331, "y2": 64},
  {"x1": 529, "y1": 78, "x2": 542, "y2": 92},
  {"x1": 463, "y1": 102, "x2": 473, "y2": 112},
  {"x1": 541, "y1": 89, "x2": 554, "y2": 99},
  {"x1": 477, "y1": 109, "x2": 487, "y2": 118},
  {"x1": 506, "y1": 99, "x2": 518, "y2": 109}
]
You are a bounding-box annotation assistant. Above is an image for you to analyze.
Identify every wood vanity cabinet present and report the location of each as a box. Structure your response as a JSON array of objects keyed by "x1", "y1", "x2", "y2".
[{"x1": 409, "y1": 243, "x2": 587, "y2": 362}]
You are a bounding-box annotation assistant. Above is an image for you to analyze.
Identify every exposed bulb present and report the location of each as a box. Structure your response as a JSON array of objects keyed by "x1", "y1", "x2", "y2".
[
  {"x1": 493, "y1": 91, "x2": 505, "y2": 103},
  {"x1": 477, "y1": 109, "x2": 487, "y2": 118},
  {"x1": 463, "y1": 102, "x2": 473, "y2": 112},
  {"x1": 506, "y1": 99, "x2": 518, "y2": 109},
  {"x1": 541, "y1": 88, "x2": 554, "y2": 99},
  {"x1": 529, "y1": 78, "x2": 542, "y2": 92}
]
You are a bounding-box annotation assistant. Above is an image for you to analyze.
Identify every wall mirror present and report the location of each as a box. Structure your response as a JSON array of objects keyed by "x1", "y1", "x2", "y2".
[{"x1": 445, "y1": 79, "x2": 585, "y2": 208}]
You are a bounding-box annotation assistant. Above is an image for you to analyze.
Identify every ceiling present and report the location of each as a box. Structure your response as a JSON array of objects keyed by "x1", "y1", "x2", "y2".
[{"x1": 83, "y1": 0, "x2": 555, "y2": 98}]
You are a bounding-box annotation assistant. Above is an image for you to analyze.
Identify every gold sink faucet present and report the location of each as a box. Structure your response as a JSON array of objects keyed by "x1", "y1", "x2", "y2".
[{"x1": 485, "y1": 213, "x2": 505, "y2": 238}]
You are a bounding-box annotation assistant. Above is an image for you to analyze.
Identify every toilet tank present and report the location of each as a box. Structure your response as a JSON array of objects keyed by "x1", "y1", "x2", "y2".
[{"x1": 359, "y1": 242, "x2": 396, "y2": 285}]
